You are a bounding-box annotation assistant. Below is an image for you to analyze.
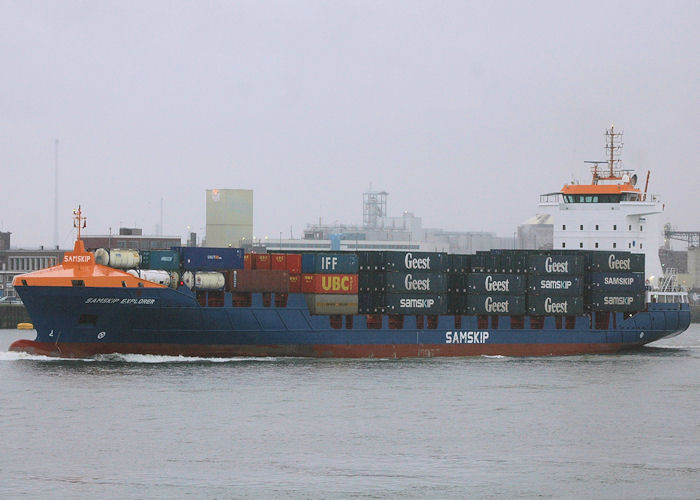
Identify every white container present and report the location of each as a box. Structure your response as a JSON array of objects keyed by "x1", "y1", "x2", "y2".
[
  {"x1": 109, "y1": 249, "x2": 141, "y2": 269},
  {"x1": 182, "y1": 271, "x2": 225, "y2": 290},
  {"x1": 95, "y1": 248, "x2": 110, "y2": 266},
  {"x1": 96, "y1": 248, "x2": 141, "y2": 269},
  {"x1": 126, "y1": 269, "x2": 171, "y2": 286}
]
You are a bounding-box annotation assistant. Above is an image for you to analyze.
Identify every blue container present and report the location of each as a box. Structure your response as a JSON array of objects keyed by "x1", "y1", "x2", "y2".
[
  {"x1": 588, "y1": 272, "x2": 645, "y2": 292},
  {"x1": 302, "y1": 253, "x2": 359, "y2": 274},
  {"x1": 175, "y1": 247, "x2": 244, "y2": 271},
  {"x1": 528, "y1": 275, "x2": 584, "y2": 295}
]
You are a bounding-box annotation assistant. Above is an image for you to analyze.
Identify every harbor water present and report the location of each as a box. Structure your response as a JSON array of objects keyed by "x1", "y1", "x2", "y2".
[{"x1": 1, "y1": 326, "x2": 699, "y2": 498}]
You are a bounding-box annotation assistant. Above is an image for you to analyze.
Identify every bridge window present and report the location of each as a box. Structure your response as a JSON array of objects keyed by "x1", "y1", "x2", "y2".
[
  {"x1": 613, "y1": 225, "x2": 617, "y2": 230},
  {"x1": 579, "y1": 242, "x2": 583, "y2": 248},
  {"x1": 613, "y1": 242, "x2": 617, "y2": 248},
  {"x1": 640, "y1": 225, "x2": 643, "y2": 231},
  {"x1": 640, "y1": 243, "x2": 643, "y2": 249},
  {"x1": 562, "y1": 224, "x2": 566, "y2": 230},
  {"x1": 629, "y1": 225, "x2": 632, "y2": 230},
  {"x1": 595, "y1": 242, "x2": 599, "y2": 248},
  {"x1": 562, "y1": 242, "x2": 566, "y2": 248},
  {"x1": 580, "y1": 225, "x2": 583, "y2": 230}
]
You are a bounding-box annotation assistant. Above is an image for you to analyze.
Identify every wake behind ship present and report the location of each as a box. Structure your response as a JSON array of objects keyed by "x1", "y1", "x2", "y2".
[{"x1": 9, "y1": 129, "x2": 691, "y2": 358}]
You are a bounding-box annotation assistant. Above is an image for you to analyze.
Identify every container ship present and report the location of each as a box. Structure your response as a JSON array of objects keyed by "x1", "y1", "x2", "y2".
[{"x1": 10, "y1": 129, "x2": 691, "y2": 358}]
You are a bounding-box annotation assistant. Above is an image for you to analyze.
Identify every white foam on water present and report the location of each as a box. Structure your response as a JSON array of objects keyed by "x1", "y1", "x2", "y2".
[
  {"x1": 0, "y1": 350, "x2": 278, "y2": 363},
  {"x1": 96, "y1": 353, "x2": 279, "y2": 363},
  {"x1": 0, "y1": 351, "x2": 81, "y2": 362}
]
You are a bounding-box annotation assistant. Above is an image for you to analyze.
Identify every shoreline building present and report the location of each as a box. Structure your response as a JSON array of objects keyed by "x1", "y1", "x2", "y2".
[{"x1": 205, "y1": 189, "x2": 253, "y2": 248}]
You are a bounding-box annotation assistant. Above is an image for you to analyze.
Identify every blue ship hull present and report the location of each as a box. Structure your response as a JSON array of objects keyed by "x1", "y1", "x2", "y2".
[{"x1": 11, "y1": 285, "x2": 691, "y2": 358}]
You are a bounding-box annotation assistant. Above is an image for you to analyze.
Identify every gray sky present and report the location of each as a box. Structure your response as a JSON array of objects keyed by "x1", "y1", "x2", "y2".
[{"x1": 1, "y1": 0, "x2": 698, "y2": 248}]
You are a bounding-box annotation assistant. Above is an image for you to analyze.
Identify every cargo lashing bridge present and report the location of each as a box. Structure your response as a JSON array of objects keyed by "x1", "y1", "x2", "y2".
[{"x1": 664, "y1": 227, "x2": 700, "y2": 248}]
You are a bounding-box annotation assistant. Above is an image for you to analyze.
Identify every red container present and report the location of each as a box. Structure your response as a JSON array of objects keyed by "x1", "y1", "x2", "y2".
[
  {"x1": 271, "y1": 254, "x2": 287, "y2": 270},
  {"x1": 288, "y1": 274, "x2": 302, "y2": 293},
  {"x1": 302, "y1": 274, "x2": 358, "y2": 294},
  {"x1": 243, "y1": 254, "x2": 252, "y2": 270},
  {"x1": 301, "y1": 274, "x2": 316, "y2": 293},
  {"x1": 285, "y1": 254, "x2": 302, "y2": 274},
  {"x1": 226, "y1": 269, "x2": 289, "y2": 293},
  {"x1": 253, "y1": 253, "x2": 271, "y2": 270}
]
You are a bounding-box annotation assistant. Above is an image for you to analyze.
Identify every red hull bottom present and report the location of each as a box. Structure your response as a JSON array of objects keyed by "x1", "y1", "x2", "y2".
[{"x1": 9, "y1": 339, "x2": 638, "y2": 358}]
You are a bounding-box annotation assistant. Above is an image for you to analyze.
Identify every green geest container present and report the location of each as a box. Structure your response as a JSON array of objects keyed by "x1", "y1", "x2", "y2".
[
  {"x1": 527, "y1": 254, "x2": 584, "y2": 275},
  {"x1": 385, "y1": 272, "x2": 447, "y2": 294},
  {"x1": 587, "y1": 292, "x2": 646, "y2": 312},
  {"x1": 588, "y1": 251, "x2": 645, "y2": 273},
  {"x1": 527, "y1": 295, "x2": 584, "y2": 315},
  {"x1": 140, "y1": 250, "x2": 180, "y2": 271},
  {"x1": 466, "y1": 273, "x2": 526, "y2": 295},
  {"x1": 466, "y1": 295, "x2": 527, "y2": 315}
]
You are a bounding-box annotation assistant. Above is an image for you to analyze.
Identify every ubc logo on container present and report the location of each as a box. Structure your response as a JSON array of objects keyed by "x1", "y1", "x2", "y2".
[{"x1": 319, "y1": 275, "x2": 358, "y2": 293}]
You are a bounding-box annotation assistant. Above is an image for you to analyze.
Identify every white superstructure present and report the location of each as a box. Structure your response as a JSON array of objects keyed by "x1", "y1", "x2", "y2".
[{"x1": 538, "y1": 127, "x2": 664, "y2": 286}]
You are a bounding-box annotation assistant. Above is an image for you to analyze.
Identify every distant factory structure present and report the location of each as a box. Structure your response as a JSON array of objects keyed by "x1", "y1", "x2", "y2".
[
  {"x1": 204, "y1": 189, "x2": 253, "y2": 247},
  {"x1": 0, "y1": 232, "x2": 65, "y2": 299},
  {"x1": 81, "y1": 227, "x2": 181, "y2": 252},
  {"x1": 269, "y1": 189, "x2": 516, "y2": 253}
]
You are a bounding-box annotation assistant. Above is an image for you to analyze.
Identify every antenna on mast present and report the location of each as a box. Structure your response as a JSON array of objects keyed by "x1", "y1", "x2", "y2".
[
  {"x1": 54, "y1": 139, "x2": 59, "y2": 247},
  {"x1": 605, "y1": 125, "x2": 623, "y2": 176},
  {"x1": 72, "y1": 206, "x2": 86, "y2": 241}
]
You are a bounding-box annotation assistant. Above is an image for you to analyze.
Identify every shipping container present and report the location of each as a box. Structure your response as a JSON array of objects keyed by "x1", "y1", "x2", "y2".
[
  {"x1": 126, "y1": 269, "x2": 174, "y2": 287},
  {"x1": 527, "y1": 254, "x2": 584, "y2": 275},
  {"x1": 300, "y1": 274, "x2": 358, "y2": 294},
  {"x1": 382, "y1": 251, "x2": 447, "y2": 273},
  {"x1": 175, "y1": 247, "x2": 244, "y2": 271},
  {"x1": 588, "y1": 292, "x2": 646, "y2": 311},
  {"x1": 528, "y1": 275, "x2": 584, "y2": 295},
  {"x1": 527, "y1": 295, "x2": 584, "y2": 315},
  {"x1": 270, "y1": 254, "x2": 287, "y2": 270},
  {"x1": 286, "y1": 254, "x2": 302, "y2": 274},
  {"x1": 253, "y1": 253, "x2": 271, "y2": 270},
  {"x1": 447, "y1": 254, "x2": 470, "y2": 274},
  {"x1": 139, "y1": 250, "x2": 180, "y2": 271},
  {"x1": 448, "y1": 293, "x2": 467, "y2": 314},
  {"x1": 226, "y1": 269, "x2": 290, "y2": 293},
  {"x1": 384, "y1": 272, "x2": 447, "y2": 294},
  {"x1": 448, "y1": 274, "x2": 467, "y2": 293},
  {"x1": 358, "y1": 251, "x2": 385, "y2": 272},
  {"x1": 383, "y1": 294, "x2": 447, "y2": 315},
  {"x1": 359, "y1": 272, "x2": 386, "y2": 292},
  {"x1": 467, "y1": 273, "x2": 526, "y2": 295},
  {"x1": 466, "y1": 295, "x2": 527, "y2": 315},
  {"x1": 288, "y1": 274, "x2": 302, "y2": 293},
  {"x1": 182, "y1": 271, "x2": 226, "y2": 290},
  {"x1": 588, "y1": 272, "x2": 645, "y2": 291},
  {"x1": 358, "y1": 292, "x2": 384, "y2": 314},
  {"x1": 243, "y1": 254, "x2": 252, "y2": 269},
  {"x1": 588, "y1": 251, "x2": 644, "y2": 273},
  {"x1": 306, "y1": 294, "x2": 359, "y2": 315},
  {"x1": 95, "y1": 248, "x2": 140, "y2": 269},
  {"x1": 301, "y1": 253, "x2": 359, "y2": 274}
]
